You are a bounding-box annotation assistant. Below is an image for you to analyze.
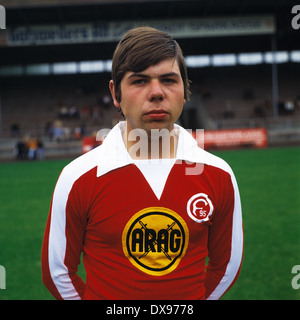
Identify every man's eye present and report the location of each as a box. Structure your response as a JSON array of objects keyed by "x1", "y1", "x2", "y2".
[
  {"x1": 162, "y1": 78, "x2": 176, "y2": 84},
  {"x1": 132, "y1": 79, "x2": 146, "y2": 85}
]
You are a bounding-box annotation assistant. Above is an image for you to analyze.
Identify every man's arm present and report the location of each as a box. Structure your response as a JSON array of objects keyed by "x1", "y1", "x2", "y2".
[
  {"x1": 41, "y1": 168, "x2": 86, "y2": 300},
  {"x1": 204, "y1": 169, "x2": 243, "y2": 300}
]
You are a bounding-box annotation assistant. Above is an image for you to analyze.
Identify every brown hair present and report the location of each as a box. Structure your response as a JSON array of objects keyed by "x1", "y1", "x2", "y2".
[{"x1": 111, "y1": 26, "x2": 191, "y2": 103}]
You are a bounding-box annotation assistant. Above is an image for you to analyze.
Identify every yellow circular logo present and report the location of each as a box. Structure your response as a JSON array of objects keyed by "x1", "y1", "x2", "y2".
[{"x1": 122, "y1": 207, "x2": 189, "y2": 276}]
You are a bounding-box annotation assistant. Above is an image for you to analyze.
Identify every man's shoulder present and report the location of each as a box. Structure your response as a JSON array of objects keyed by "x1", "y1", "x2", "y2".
[
  {"x1": 60, "y1": 145, "x2": 103, "y2": 183},
  {"x1": 201, "y1": 148, "x2": 233, "y2": 175},
  {"x1": 176, "y1": 125, "x2": 233, "y2": 175}
]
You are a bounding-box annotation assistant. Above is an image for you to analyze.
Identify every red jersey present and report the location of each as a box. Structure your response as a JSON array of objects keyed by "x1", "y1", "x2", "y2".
[{"x1": 41, "y1": 122, "x2": 243, "y2": 300}]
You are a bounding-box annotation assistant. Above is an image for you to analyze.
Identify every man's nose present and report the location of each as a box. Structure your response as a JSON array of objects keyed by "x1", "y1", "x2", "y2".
[{"x1": 148, "y1": 80, "x2": 165, "y2": 102}]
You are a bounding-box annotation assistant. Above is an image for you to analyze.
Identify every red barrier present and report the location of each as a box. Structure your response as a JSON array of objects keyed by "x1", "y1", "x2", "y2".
[
  {"x1": 82, "y1": 127, "x2": 268, "y2": 154},
  {"x1": 82, "y1": 136, "x2": 99, "y2": 154},
  {"x1": 193, "y1": 127, "x2": 268, "y2": 150}
]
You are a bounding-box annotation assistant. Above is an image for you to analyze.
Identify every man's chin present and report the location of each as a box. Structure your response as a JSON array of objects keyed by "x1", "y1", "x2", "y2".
[{"x1": 143, "y1": 120, "x2": 174, "y2": 134}]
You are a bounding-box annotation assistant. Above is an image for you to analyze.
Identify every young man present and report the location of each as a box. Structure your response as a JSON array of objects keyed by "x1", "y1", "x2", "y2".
[{"x1": 42, "y1": 27, "x2": 243, "y2": 300}]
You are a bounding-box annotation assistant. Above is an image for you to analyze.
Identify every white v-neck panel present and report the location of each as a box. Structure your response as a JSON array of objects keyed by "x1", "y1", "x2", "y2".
[{"x1": 133, "y1": 158, "x2": 176, "y2": 200}]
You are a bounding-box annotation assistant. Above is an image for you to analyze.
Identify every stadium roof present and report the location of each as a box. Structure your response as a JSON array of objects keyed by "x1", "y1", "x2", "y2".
[{"x1": 1, "y1": 0, "x2": 299, "y2": 66}]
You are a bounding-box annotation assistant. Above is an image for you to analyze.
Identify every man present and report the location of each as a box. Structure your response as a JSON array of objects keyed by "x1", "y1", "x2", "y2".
[{"x1": 42, "y1": 27, "x2": 243, "y2": 300}]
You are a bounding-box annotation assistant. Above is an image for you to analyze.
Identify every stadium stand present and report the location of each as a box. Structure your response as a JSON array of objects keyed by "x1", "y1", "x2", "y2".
[{"x1": 0, "y1": 0, "x2": 299, "y2": 160}]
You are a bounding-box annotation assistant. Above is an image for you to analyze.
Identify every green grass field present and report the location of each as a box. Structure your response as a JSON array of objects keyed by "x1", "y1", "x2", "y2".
[{"x1": 0, "y1": 146, "x2": 300, "y2": 300}]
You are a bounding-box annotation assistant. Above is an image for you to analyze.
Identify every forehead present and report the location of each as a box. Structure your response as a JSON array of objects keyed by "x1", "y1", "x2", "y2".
[{"x1": 124, "y1": 58, "x2": 181, "y2": 78}]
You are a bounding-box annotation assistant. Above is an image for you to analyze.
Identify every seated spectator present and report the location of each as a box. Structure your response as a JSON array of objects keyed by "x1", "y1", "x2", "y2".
[
  {"x1": 37, "y1": 139, "x2": 45, "y2": 160},
  {"x1": 28, "y1": 137, "x2": 38, "y2": 160},
  {"x1": 15, "y1": 138, "x2": 28, "y2": 160},
  {"x1": 285, "y1": 100, "x2": 294, "y2": 114},
  {"x1": 44, "y1": 121, "x2": 53, "y2": 140},
  {"x1": 81, "y1": 105, "x2": 91, "y2": 119},
  {"x1": 69, "y1": 105, "x2": 80, "y2": 119},
  {"x1": 59, "y1": 105, "x2": 69, "y2": 119},
  {"x1": 52, "y1": 119, "x2": 64, "y2": 142}
]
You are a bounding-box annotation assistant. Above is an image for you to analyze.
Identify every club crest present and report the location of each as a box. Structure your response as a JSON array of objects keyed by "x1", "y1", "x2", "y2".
[{"x1": 187, "y1": 193, "x2": 214, "y2": 223}]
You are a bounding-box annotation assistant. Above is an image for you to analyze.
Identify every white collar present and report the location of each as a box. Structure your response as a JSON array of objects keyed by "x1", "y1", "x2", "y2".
[{"x1": 96, "y1": 121, "x2": 206, "y2": 177}]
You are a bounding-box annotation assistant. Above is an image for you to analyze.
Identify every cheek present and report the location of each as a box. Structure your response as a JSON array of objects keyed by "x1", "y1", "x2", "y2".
[
  {"x1": 121, "y1": 89, "x2": 145, "y2": 111},
  {"x1": 174, "y1": 104, "x2": 184, "y2": 121},
  {"x1": 120, "y1": 84, "x2": 140, "y2": 105},
  {"x1": 171, "y1": 91, "x2": 185, "y2": 110}
]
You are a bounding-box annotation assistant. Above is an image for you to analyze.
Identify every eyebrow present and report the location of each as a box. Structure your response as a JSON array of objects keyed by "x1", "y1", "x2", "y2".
[{"x1": 128, "y1": 72, "x2": 181, "y2": 79}]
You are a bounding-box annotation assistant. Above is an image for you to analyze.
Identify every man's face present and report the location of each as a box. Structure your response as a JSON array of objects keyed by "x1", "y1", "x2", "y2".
[{"x1": 110, "y1": 58, "x2": 185, "y2": 134}]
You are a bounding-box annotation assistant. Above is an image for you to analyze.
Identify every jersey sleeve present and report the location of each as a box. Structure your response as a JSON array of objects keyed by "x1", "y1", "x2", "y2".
[
  {"x1": 41, "y1": 167, "x2": 86, "y2": 300},
  {"x1": 204, "y1": 167, "x2": 243, "y2": 300}
]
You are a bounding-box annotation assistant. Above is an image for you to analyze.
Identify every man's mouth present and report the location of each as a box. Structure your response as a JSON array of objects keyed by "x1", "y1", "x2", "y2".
[{"x1": 144, "y1": 110, "x2": 169, "y2": 120}]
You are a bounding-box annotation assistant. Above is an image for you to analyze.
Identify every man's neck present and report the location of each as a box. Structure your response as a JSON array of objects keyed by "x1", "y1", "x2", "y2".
[{"x1": 123, "y1": 123, "x2": 178, "y2": 160}]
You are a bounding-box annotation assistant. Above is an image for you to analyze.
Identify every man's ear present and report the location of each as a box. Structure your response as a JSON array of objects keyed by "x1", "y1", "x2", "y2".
[{"x1": 109, "y1": 80, "x2": 121, "y2": 109}]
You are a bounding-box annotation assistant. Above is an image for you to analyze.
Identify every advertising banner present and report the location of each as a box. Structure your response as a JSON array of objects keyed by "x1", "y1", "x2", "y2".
[
  {"x1": 193, "y1": 128, "x2": 268, "y2": 150},
  {"x1": 2, "y1": 15, "x2": 275, "y2": 46}
]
